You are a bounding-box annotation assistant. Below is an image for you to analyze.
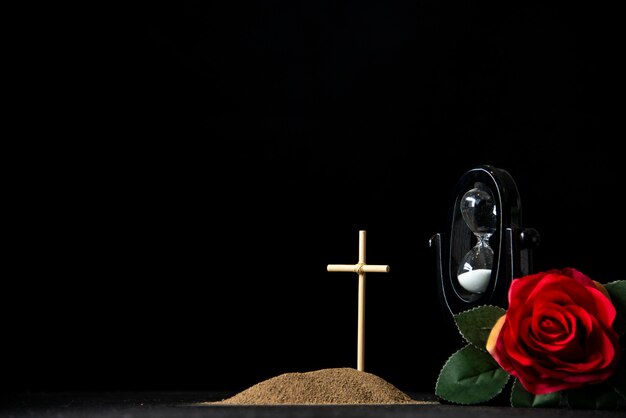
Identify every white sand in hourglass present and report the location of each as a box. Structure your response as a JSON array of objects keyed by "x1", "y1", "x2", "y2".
[{"x1": 458, "y1": 269, "x2": 491, "y2": 294}]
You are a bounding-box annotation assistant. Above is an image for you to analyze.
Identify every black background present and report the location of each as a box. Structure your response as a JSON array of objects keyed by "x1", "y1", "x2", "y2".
[{"x1": 6, "y1": 1, "x2": 622, "y2": 396}]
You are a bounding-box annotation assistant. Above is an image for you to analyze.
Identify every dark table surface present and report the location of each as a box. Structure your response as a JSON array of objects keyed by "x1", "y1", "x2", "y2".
[{"x1": 1, "y1": 391, "x2": 624, "y2": 418}]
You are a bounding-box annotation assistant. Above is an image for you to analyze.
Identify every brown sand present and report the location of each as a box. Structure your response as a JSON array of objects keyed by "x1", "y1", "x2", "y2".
[{"x1": 213, "y1": 367, "x2": 433, "y2": 405}]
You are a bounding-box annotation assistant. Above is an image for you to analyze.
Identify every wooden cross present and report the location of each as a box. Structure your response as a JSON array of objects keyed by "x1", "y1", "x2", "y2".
[{"x1": 327, "y1": 230, "x2": 389, "y2": 372}]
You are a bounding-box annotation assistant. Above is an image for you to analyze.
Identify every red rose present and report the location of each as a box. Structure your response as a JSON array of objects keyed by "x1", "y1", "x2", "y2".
[{"x1": 486, "y1": 268, "x2": 621, "y2": 395}]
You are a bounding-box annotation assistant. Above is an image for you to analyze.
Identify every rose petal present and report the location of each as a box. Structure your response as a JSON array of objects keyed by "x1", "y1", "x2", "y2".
[{"x1": 585, "y1": 286, "x2": 617, "y2": 325}]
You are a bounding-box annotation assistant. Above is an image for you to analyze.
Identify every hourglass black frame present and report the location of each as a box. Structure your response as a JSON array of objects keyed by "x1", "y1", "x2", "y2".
[{"x1": 430, "y1": 165, "x2": 540, "y2": 341}]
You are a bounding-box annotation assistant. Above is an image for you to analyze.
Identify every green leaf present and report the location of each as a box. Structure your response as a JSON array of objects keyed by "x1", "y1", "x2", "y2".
[
  {"x1": 435, "y1": 344, "x2": 510, "y2": 405},
  {"x1": 454, "y1": 305, "x2": 506, "y2": 350},
  {"x1": 605, "y1": 280, "x2": 626, "y2": 335},
  {"x1": 566, "y1": 382, "x2": 626, "y2": 410},
  {"x1": 510, "y1": 379, "x2": 563, "y2": 408}
]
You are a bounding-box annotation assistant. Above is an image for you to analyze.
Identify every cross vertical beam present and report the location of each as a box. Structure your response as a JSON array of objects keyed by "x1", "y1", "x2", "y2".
[{"x1": 357, "y1": 230, "x2": 366, "y2": 372}]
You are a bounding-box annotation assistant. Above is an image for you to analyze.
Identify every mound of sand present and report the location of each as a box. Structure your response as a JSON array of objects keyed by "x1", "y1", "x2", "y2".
[{"x1": 214, "y1": 367, "x2": 427, "y2": 405}]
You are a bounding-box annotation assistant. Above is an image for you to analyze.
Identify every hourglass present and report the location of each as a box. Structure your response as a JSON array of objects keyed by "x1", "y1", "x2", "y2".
[
  {"x1": 456, "y1": 184, "x2": 497, "y2": 294},
  {"x1": 430, "y1": 165, "x2": 540, "y2": 343}
]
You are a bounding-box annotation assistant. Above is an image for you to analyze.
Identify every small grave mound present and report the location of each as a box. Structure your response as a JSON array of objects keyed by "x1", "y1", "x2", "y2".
[{"x1": 214, "y1": 367, "x2": 423, "y2": 405}]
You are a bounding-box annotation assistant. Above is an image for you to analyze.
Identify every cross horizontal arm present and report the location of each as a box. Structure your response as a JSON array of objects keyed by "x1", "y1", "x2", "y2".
[{"x1": 327, "y1": 264, "x2": 390, "y2": 273}]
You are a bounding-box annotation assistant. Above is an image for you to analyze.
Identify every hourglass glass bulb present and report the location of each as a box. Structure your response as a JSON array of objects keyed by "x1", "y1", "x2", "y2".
[
  {"x1": 460, "y1": 186, "x2": 497, "y2": 235},
  {"x1": 457, "y1": 185, "x2": 497, "y2": 294}
]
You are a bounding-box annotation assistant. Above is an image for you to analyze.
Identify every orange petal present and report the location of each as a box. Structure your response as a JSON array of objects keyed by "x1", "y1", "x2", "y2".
[
  {"x1": 593, "y1": 280, "x2": 611, "y2": 300},
  {"x1": 486, "y1": 314, "x2": 507, "y2": 355}
]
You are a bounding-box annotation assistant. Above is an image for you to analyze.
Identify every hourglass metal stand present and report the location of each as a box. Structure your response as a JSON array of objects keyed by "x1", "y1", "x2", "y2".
[{"x1": 430, "y1": 165, "x2": 540, "y2": 344}]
